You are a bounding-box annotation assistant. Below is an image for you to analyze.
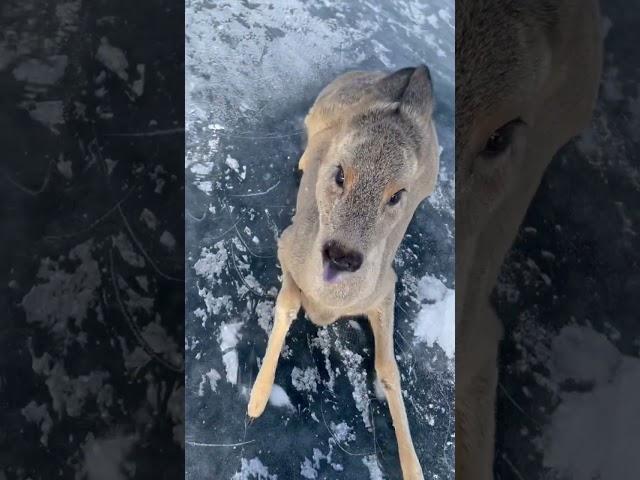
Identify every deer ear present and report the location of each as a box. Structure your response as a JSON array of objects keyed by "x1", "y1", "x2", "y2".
[{"x1": 376, "y1": 65, "x2": 433, "y2": 120}]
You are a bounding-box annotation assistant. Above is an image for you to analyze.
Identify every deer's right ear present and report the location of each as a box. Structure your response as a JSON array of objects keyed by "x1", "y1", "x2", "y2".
[{"x1": 376, "y1": 65, "x2": 433, "y2": 120}]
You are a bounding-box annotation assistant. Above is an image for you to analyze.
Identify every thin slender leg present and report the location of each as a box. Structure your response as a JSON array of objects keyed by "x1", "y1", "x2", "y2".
[
  {"x1": 368, "y1": 294, "x2": 424, "y2": 480},
  {"x1": 456, "y1": 301, "x2": 502, "y2": 480},
  {"x1": 247, "y1": 271, "x2": 301, "y2": 418}
]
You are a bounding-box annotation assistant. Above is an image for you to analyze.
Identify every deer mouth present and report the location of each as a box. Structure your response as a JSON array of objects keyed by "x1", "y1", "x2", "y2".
[
  {"x1": 323, "y1": 262, "x2": 344, "y2": 284},
  {"x1": 321, "y1": 241, "x2": 364, "y2": 284}
]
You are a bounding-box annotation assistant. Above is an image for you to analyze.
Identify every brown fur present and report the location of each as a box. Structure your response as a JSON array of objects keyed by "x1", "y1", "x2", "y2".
[
  {"x1": 248, "y1": 66, "x2": 440, "y2": 480},
  {"x1": 456, "y1": 1, "x2": 602, "y2": 478}
]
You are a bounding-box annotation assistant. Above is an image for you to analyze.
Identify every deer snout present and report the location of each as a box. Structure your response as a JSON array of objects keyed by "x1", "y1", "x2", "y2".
[{"x1": 322, "y1": 241, "x2": 363, "y2": 273}]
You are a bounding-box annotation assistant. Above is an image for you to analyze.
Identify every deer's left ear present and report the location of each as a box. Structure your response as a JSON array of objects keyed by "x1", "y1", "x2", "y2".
[{"x1": 376, "y1": 65, "x2": 434, "y2": 121}]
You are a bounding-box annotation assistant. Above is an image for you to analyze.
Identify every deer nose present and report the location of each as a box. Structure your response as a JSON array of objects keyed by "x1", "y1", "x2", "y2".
[{"x1": 322, "y1": 241, "x2": 363, "y2": 273}]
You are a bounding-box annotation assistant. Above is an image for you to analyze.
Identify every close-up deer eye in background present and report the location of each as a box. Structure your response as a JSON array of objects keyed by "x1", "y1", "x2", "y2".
[{"x1": 479, "y1": 118, "x2": 526, "y2": 159}]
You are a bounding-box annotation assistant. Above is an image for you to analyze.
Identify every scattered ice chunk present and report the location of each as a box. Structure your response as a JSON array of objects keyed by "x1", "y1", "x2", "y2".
[
  {"x1": 194, "y1": 241, "x2": 228, "y2": 283},
  {"x1": 255, "y1": 299, "x2": 275, "y2": 334},
  {"x1": 57, "y1": 155, "x2": 73, "y2": 179},
  {"x1": 329, "y1": 421, "x2": 355, "y2": 444},
  {"x1": 160, "y1": 230, "x2": 176, "y2": 250},
  {"x1": 232, "y1": 457, "x2": 277, "y2": 480},
  {"x1": 222, "y1": 351, "x2": 239, "y2": 385},
  {"x1": 190, "y1": 162, "x2": 213, "y2": 176},
  {"x1": 338, "y1": 346, "x2": 371, "y2": 430},
  {"x1": 13, "y1": 55, "x2": 68, "y2": 85},
  {"x1": 412, "y1": 275, "x2": 455, "y2": 359},
  {"x1": 218, "y1": 322, "x2": 242, "y2": 384},
  {"x1": 219, "y1": 322, "x2": 242, "y2": 351},
  {"x1": 113, "y1": 232, "x2": 145, "y2": 268},
  {"x1": 374, "y1": 376, "x2": 386, "y2": 401},
  {"x1": 543, "y1": 325, "x2": 640, "y2": 479},
  {"x1": 96, "y1": 37, "x2": 129, "y2": 80},
  {"x1": 226, "y1": 154, "x2": 240, "y2": 172},
  {"x1": 268, "y1": 384, "x2": 294, "y2": 410},
  {"x1": 362, "y1": 455, "x2": 385, "y2": 479},
  {"x1": 195, "y1": 180, "x2": 213, "y2": 194},
  {"x1": 198, "y1": 368, "x2": 221, "y2": 396},
  {"x1": 139, "y1": 209, "x2": 157, "y2": 230},
  {"x1": 21, "y1": 401, "x2": 53, "y2": 446},
  {"x1": 291, "y1": 366, "x2": 319, "y2": 394},
  {"x1": 131, "y1": 64, "x2": 145, "y2": 97},
  {"x1": 300, "y1": 458, "x2": 317, "y2": 479},
  {"x1": 27, "y1": 100, "x2": 65, "y2": 134}
]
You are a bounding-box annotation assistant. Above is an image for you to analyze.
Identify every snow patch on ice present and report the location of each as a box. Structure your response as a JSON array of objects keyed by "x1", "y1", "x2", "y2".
[
  {"x1": 194, "y1": 241, "x2": 228, "y2": 283},
  {"x1": 218, "y1": 321, "x2": 243, "y2": 385},
  {"x1": 226, "y1": 154, "x2": 240, "y2": 171},
  {"x1": 79, "y1": 433, "x2": 138, "y2": 480},
  {"x1": 362, "y1": 455, "x2": 385, "y2": 479},
  {"x1": 21, "y1": 401, "x2": 53, "y2": 446},
  {"x1": 139, "y1": 208, "x2": 157, "y2": 230},
  {"x1": 255, "y1": 299, "x2": 275, "y2": 334},
  {"x1": 312, "y1": 327, "x2": 336, "y2": 392},
  {"x1": 13, "y1": 56, "x2": 68, "y2": 85},
  {"x1": 96, "y1": 37, "x2": 129, "y2": 81},
  {"x1": 159, "y1": 230, "x2": 176, "y2": 250},
  {"x1": 542, "y1": 325, "x2": 640, "y2": 479},
  {"x1": 113, "y1": 232, "x2": 145, "y2": 268},
  {"x1": 190, "y1": 162, "x2": 213, "y2": 176},
  {"x1": 412, "y1": 274, "x2": 455, "y2": 359},
  {"x1": 26, "y1": 100, "x2": 65, "y2": 134},
  {"x1": 291, "y1": 366, "x2": 320, "y2": 394},
  {"x1": 22, "y1": 241, "x2": 101, "y2": 339},
  {"x1": 232, "y1": 457, "x2": 277, "y2": 480},
  {"x1": 330, "y1": 421, "x2": 355, "y2": 443},
  {"x1": 338, "y1": 345, "x2": 371, "y2": 430},
  {"x1": 373, "y1": 375, "x2": 386, "y2": 401},
  {"x1": 268, "y1": 384, "x2": 294, "y2": 410},
  {"x1": 300, "y1": 444, "x2": 345, "y2": 478},
  {"x1": 198, "y1": 368, "x2": 221, "y2": 396}
]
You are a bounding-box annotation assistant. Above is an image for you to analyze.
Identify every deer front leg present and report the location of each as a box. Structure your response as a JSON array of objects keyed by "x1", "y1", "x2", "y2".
[
  {"x1": 369, "y1": 295, "x2": 424, "y2": 480},
  {"x1": 247, "y1": 271, "x2": 301, "y2": 419},
  {"x1": 456, "y1": 302, "x2": 502, "y2": 480}
]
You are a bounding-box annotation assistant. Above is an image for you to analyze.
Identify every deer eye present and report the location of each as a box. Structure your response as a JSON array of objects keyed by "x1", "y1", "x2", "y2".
[
  {"x1": 481, "y1": 118, "x2": 525, "y2": 158},
  {"x1": 388, "y1": 189, "x2": 405, "y2": 206},
  {"x1": 335, "y1": 166, "x2": 345, "y2": 187}
]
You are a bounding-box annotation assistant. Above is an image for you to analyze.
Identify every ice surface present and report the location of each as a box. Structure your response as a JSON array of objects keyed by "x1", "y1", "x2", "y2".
[{"x1": 2, "y1": 2, "x2": 185, "y2": 477}]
